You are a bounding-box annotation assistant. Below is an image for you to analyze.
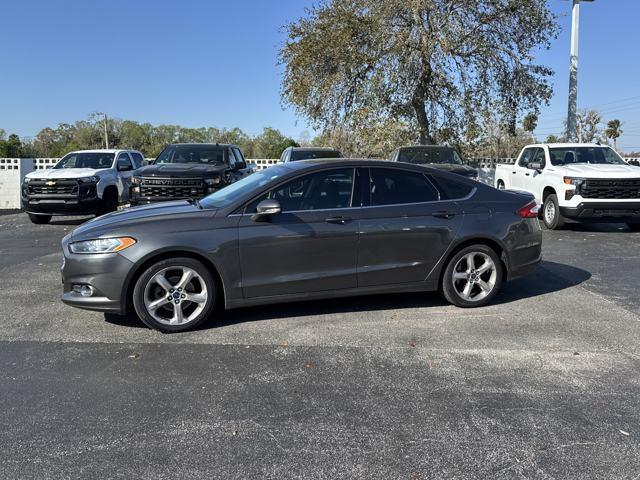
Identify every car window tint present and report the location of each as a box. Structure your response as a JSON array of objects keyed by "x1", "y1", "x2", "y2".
[
  {"x1": 233, "y1": 148, "x2": 245, "y2": 164},
  {"x1": 131, "y1": 152, "x2": 144, "y2": 168},
  {"x1": 227, "y1": 148, "x2": 237, "y2": 167},
  {"x1": 369, "y1": 168, "x2": 439, "y2": 206},
  {"x1": 248, "y1": 168, "x2": 354, "y2": 212},
  {"x1": 429, "y1": 174, "x2": 473, "y2": 200}
]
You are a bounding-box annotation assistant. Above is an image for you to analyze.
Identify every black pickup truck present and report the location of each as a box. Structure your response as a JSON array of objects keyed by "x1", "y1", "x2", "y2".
[{"x1": 130, "y1": 143, "x2": 254, "y2": 205}]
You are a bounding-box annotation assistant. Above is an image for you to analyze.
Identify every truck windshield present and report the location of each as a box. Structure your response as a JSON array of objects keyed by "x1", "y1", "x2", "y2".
[
  {"x1": 290, "y1": 150, "x2": 342, "y2": 161},
  {"x1": 155, "y1": 145, "x2": 225, "y2": 165},
  {"x1": 54, "y1": 152, "x2": 115, "y2": 169},
  {"x1": 397, "y1": 147, "x2": 463, "y2": 165},
  {"x1": 199, "y1": 165, "x2": 288, "y2": 209},
  {"x1": 548, "y1": 146, "x2": 627, "y2": 166}
]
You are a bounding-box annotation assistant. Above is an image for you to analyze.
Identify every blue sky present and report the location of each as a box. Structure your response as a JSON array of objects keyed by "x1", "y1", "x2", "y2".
[{"x1": 1, "y1": 0, "x2": 639, "y2": 152}]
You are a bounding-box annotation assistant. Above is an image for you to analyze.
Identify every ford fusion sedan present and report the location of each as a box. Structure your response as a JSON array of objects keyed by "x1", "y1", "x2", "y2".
[{"x1": 61, "y1": 159, "x2": 542, "y2": 333}]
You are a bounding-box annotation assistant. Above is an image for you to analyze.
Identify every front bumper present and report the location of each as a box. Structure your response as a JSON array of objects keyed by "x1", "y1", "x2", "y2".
[
  {"x1": 22, "y1": 195, "x2": 101, "y2": 215},
  {"x1": 560, "y1": 202, "x2": 640, "y2": 221},
  {"x1": 60, "y1": 248, "x2": 134, "y2": 314}
]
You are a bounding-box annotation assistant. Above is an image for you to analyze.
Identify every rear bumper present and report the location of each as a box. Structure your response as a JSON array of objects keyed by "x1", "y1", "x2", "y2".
[
  {"x1": 560, "y1": 202, "x2": 640, "y2": 221},
  {"x1": 22, "y1": 196, "x2": 101, "y2": 215}
]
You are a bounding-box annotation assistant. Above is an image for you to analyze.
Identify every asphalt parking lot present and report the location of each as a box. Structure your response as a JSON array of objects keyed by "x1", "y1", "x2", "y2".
[{"x1": 1, "y1": 212, "x2": 640, "y2": 479}]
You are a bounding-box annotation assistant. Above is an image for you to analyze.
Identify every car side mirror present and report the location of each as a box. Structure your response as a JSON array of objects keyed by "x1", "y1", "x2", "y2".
[
  {"x1": 529, "y1": 162, "x2": 542, "y2": 171},
  {"x1": 251, "y1": 199, "x2": 281, "y2": 222}
]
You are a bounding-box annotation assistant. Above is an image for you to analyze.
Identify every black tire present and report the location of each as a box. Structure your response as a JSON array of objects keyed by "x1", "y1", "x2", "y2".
[
  {"x1": 132, "y1": 257, "x2": 217, "y2": 333},
  {"x1": 97, "y1": 189, "x2": 119, "y2": 216},
  {"x1": 542, "y1": 194, "x2": 565, "y2": 230},
  {"x1": 28, "y1": 213, "x2": 51, "y2": 224},
  {"x1": 628, "y1": 223, "x2": 640, "y2": 232},
  {"x1": 496, "y1": 180, "x2": 505, "y2": 190},
  {"x1": 441, "y1": 244, "x2": 503, "y2": 308}
]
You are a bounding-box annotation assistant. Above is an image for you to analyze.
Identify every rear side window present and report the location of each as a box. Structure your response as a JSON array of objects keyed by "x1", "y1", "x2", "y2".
[
  {"x1": 429, "y1": 174, "x2": 474, "y2": 200},
  {"x1": 369, "y1": 168, "x2": 439, "y2": 206}
]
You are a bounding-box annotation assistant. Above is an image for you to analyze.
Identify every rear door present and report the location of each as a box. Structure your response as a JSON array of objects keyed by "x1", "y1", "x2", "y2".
[
  {"x1": 357, "y1": 167, "x2": 463, "y2": 287},
  {"x1": 238, "y1": 167, "x2": 360, "y2": 297}
]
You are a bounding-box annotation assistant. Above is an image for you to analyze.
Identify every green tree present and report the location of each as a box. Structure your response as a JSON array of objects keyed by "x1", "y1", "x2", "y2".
[
  {"x1": 522, "y1": 113, "x2": 538, "y2": 141},
  {"x1": 280, "y1": 0, "x2": 558, "y2": 146},
  {"x1": 253, "y1": 127, "x2": 298, "y2": 158},
  {"x1": 544, "y1": 134, "x2": 561, "y2": 143},
  {"x1": 574, "y1": 109, "x2": 602, "y2": 144},
  {"x1": 605, "y1": 119, "x2": 623, "y2": 150}
]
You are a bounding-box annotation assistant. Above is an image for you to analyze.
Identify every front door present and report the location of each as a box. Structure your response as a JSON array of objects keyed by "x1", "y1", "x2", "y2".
[
  {"x1": 238, "y1": 167, "x2": 359, "y2": 298},
  {"x1": 357, "y1": 167, "x2": 462, "y2": 287}
]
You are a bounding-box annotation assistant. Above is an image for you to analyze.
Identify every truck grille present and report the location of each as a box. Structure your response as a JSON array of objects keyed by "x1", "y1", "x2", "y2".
[
  {"x1": 28, "y1": 179, "x2": 79, "y2": 196},
  {"x1": 139, "y1": 177, "x2": 206, "y2": 198},
  {"x1": 581, "y1": 178, "x2": 640, "y2": 199}
]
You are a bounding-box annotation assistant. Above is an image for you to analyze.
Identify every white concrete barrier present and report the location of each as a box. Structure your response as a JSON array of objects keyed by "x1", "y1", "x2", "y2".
[{"x1": 0, "y1": 158, "x2": 35, "y2": 209}]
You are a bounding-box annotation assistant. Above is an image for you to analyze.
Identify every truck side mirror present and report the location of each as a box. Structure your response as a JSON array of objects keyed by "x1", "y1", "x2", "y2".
[{"x1": 251, "y1": 199, "x2": 281, "y2": 222}]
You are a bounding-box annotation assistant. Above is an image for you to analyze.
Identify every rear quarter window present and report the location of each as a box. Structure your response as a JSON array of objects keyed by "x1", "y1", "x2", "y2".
[{"x1": 429, "y1": 174, "x2": 474, "y2": 200}]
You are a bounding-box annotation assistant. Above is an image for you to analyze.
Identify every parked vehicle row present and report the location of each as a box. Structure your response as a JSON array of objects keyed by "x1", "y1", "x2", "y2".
[{"x1": 495, "y1": 143, "x2": 640, "y2": 231}]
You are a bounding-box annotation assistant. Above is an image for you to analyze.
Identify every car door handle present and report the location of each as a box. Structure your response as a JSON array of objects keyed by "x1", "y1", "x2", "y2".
[
  {"x1": 512, "y1": 171, "x2": 517, "y2": 174},
  {"x1": 432, "y1": 211, "x2": 456, "y2": 219},
  {"x1": 525, "y1": 172, "x2": 530, "y2": 176},
  {"x1": 325, "y1": 216, "x2": 351, "y2": 224}
]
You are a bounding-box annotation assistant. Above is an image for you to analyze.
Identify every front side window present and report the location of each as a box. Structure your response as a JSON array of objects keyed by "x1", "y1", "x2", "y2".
[
  {"x1": 249, "y1": 168, "x2": 354, "y2": 212},
  {"x1": 369, "y1": 168, "x2": 440, "y2": 206},
  {"x1": 54, "y1": 152, "x2": 115, "y2": 170},
  {"x1": 155, "y1": 145, "x2": 225, "y2": 165},
  {"x1": 233, "y1": 148, "x2": 245, "y2": 165},
  {"x1": 227, "y1": 148, "x2": 237, "y2": 168},
  {"x1": 549, "y1": 146, "x2": 627, "y2": 166},
  {"x1": 130, "y1": 152, "x2": 144, "y2": 168},
  {"x1": 518, "y1": 148, "x2": 537, "y2": 168}
]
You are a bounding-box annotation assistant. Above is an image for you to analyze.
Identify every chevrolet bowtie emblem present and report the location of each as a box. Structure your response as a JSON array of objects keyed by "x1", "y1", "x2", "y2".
[{"x1": 45, "y1": 180, "x2": 56, "y2": 186}]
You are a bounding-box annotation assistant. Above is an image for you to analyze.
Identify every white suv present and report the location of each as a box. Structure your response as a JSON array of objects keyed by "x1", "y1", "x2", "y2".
[
  {"x1": 21, "y1": 149, "x2": 144, "y2": 224},
  {"x1": 495, "y1": 143, "x2": 640, "y2": 230}
]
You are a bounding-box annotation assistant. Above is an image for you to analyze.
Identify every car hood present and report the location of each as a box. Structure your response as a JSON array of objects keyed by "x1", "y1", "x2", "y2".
[
  {"x1": 26, "y1": 168, "x2": 106, "y2": 179},
  {"x1": 554, "y1": 163, "x2": 640, "y2": 178},
  {"x1": 427, "y1": 164, "x2": 477, "y2": 176},
  {"x1": 136, "y1": 163, "x2": 227, "y2": 177},
  {"x1": 70, "y1": 201, "x2": 213, "y2": 241}
]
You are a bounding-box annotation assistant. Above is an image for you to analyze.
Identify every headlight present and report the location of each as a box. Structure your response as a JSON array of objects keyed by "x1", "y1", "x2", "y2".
[
  {"x1": 78, "y1": 176, "x2": 99, "y2": 183},
  {"x1": 563, "y1": 177, "x2": 585, "y2": 187},
  {"x1": 69, "y1": 237, "x2": 136, "y2": 254},
  {"x1": 23, "y1": 177, "x2": 32, "y2": 184},
  {"x1": 204, "y1": 177, "x2": 222, "y2": 186},
  {"x1": 132, "y1": 177, "x2": 141, "y2": 185}
]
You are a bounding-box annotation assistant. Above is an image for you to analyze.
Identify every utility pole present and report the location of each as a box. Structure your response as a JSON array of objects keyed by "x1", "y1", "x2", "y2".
[
  {"x1": 95, "y1": 112, "x2": 109, "y2": 149},
  {"x1": 566, "y1": 0, "x2": 594, "y2": 142}
]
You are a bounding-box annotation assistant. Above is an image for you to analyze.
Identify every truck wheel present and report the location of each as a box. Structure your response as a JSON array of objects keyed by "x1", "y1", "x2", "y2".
[
  {"x1": 441, "y1": 244, "x2": 503, "y2": 308},
  {"x1": 628, "y1": 223, "x2": 640, "y2": 232},
  {"x1": 542, "y1": 194, "x2": 565, "y2": 230},
  {"x1": 132, "y1": 257, "x2": 217, "y2": 333},
  {"x1": 27, "y1": 214, "x2": 51, "y2": 224},
  {"x1": 496, "y1": 180, "x2": 505, "y2": 190},
  {"x1": 98, "y1": 189, "x2": 118, "y2": 216}
]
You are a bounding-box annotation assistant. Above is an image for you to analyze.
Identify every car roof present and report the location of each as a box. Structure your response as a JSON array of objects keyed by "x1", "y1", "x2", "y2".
[
  {"x1": 66, "y1": 149, "x2": 139, "y2": 154},
  {"x1": 169, "y1": 143, "x2": 235, "y2": 148},
  {"x1": 526, "y1": 143, "x2": 611, "y2": 148},
  {"x1": 397, "y1": 145, "x2": 454, "y2": 150},
  {"x1": 278, "y1": 158, "x2": 451, "y2": 172},
  {"x1": 288, "y1": 146, "x2": 341, "y2": 151}
]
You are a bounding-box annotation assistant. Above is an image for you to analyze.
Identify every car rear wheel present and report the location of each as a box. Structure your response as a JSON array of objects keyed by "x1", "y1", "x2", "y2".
[
  {"x1": 441, "y1": 245, "x2": 503, "y2": 308},
  {"x1": 542, "y1": 194, "x2": 565, "y2": 230},
  {"x1": 132, "y1": 257, "x2": 217, "y2": 333},
  {"x1": 28, "y1": 213, "x2": 51, "y2": 224}
]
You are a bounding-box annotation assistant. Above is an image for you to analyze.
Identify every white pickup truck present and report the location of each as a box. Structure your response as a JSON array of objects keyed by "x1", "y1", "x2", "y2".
[
  {"x1": 495, "y1": 143, "x2": 640, "y2": 230},
  {"x1": 21, "y1": 149, "x2": 144, "y2": 224}
]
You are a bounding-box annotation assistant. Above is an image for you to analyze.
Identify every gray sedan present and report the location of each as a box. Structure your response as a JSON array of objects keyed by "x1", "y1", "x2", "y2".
[{"x1": 60, "y1": 160, "x2": 542, "y2": 332}]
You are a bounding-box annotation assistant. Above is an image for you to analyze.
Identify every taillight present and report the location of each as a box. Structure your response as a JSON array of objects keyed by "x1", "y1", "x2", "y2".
[{"x1": 517, "y1": 200, "x2": 540, "y2": 218}]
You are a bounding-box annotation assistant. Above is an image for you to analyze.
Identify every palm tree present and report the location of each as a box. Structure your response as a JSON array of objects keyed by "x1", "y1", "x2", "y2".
[{"x1": 605, "y1": 119, "x2": 623, "y2": 150}]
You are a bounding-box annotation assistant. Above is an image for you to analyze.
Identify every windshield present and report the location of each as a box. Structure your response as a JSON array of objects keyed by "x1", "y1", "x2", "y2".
[
  {"x1": 54, "y1": 152, "x2": 114, "y2": 169},
  {"x1": 549, "y1": 146, "x2": 627, "y2": 166},
  {"x1": 397, "y1": 148, "x2": 463, "y2": 165},
  {"x1": 290, "y1": 150, "x2": 342, "y2": 161},
  {"x1": 155, "y1": 145, "x2": 225, "y2": 165},
  {"x1": 199, "y1": 165, "x2": 288, "y2": 209}
]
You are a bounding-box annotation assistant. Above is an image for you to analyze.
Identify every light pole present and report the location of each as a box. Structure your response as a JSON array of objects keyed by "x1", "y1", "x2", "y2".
[
  {"x1": 566, "y1": 0, "x2": 594, "y2": 143},
  {"x1": 95, "y1": 112, "x2": 109, "y2": 149}
]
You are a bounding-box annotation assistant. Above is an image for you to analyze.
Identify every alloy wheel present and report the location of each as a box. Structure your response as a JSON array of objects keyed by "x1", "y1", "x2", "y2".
[
  {"x1": 143, "y1": 266, "x2": 208, "y2": 326},
  {"x1": 451, "y1": 252, "x2": 497, "y2": 302}
]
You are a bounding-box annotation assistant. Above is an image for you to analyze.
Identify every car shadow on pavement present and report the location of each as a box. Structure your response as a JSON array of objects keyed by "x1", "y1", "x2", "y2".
[
  {"x1": 551, "y1": 222, "x2": 633, "y2": 233},
  {"x1": 103, "y1": 260, "x2": 591, "y2": 331}
]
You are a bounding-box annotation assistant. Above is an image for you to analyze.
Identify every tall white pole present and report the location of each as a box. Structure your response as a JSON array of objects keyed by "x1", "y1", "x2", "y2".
[
  {"x1": 566, "y1": 0, "x2": 580, "y2": 142},
  {"x1": 103, "y1": 113, "x2": 109, "y2": 149}
]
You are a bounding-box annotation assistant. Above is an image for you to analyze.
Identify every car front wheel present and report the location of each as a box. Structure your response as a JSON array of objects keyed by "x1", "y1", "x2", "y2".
[
  {"x1": 28, "y1": 213, "x2": 51, "y2": 224},
  {"x1": 132, "y1": 257, "x2": 217, "y2": 333},
  {"x1": 542, "y1": 194, "x2": 565, "y2": 230},
  {"x1": 441, "y1": 245, "x2": 503, "y2": 308}
]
